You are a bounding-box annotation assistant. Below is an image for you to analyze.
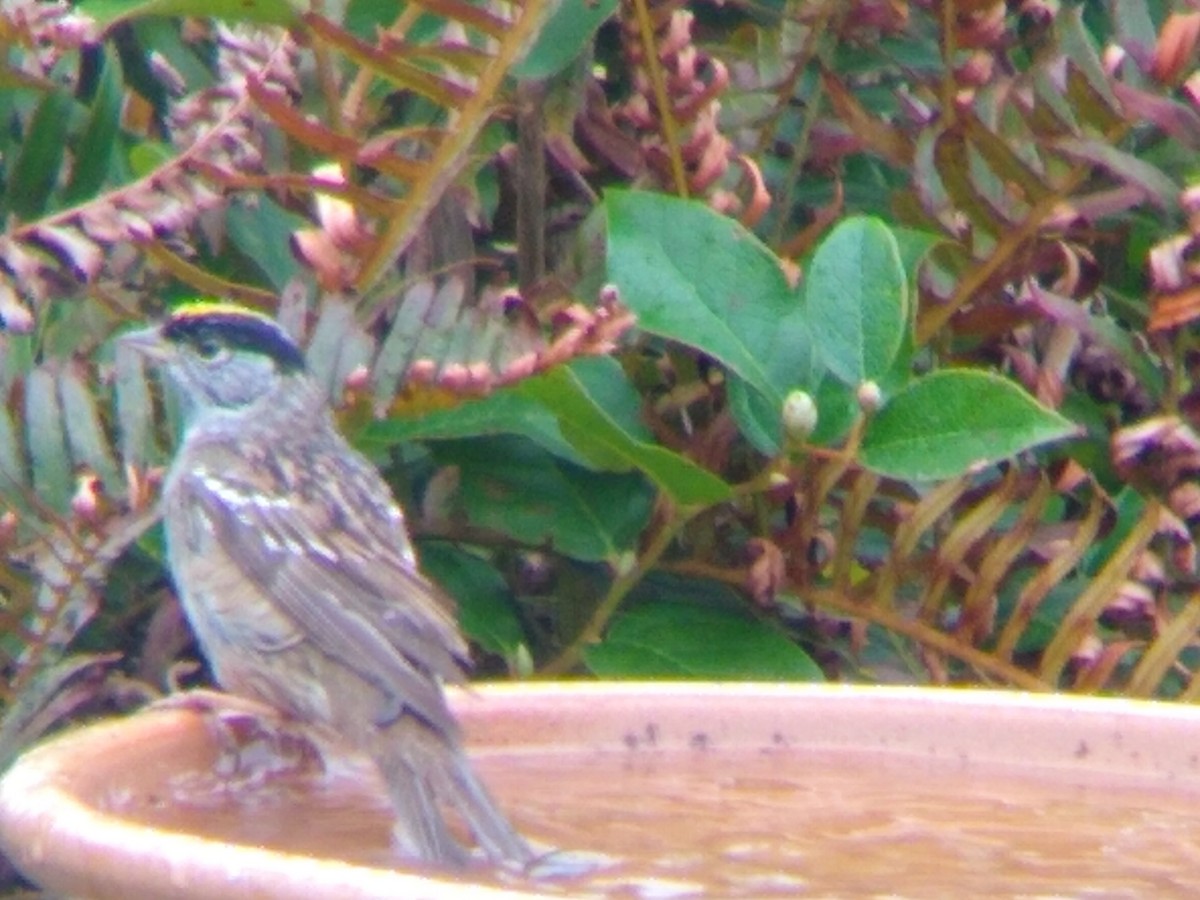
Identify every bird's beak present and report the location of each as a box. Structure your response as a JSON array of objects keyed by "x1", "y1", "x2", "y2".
[{"x1": 117, "y1": 325, "x2": 173, "y2": 364}]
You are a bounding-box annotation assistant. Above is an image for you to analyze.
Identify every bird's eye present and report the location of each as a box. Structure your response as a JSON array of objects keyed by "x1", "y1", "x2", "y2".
[{"x1": 195, "y1": 338, "x2": 226, "y2": 361}]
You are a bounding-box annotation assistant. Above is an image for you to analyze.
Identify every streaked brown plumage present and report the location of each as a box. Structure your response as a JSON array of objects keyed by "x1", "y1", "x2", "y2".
[{"x1": 124, "y1": 303, "x2": 531, "y2": 867}]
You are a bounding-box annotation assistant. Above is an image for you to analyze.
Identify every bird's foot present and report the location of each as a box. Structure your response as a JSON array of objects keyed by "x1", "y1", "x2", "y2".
[
  {"x1": 520, "y1": 847, "x2": 609, "y2": 879},
  {"x1": 148, "y1": 686, "x2": 279, "y2": 719},
  {"x1": 150, "y1": 688, "x2": 324, "y2": 786}
]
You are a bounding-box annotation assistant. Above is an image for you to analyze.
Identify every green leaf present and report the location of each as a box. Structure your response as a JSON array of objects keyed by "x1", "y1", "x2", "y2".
[
  {"x1": 890, "y1": 225, "x2": 941, "y2": 289},
  {"x1": 605, "y1": 190, "x2": 803, "y2": 405},
  {"x1": 0, "y1": 404, "x2": 29, "y2": 515},
  {"x1": 605, "y1": 190, "x2": 816, "y2": 454},
  {"x1": 418, "y1": 541, "x2": 526, "y2": 660},
  {"x1": 1080, "y1": 487, "x2": 1145, "y2": 578},
  {"x1": 432, "y1": 436, "x2": 654, "y2": 563},
  {"x1": 1088, "y1": 314, "x2": 1164, "y2": 401},
  {"x1": 517, "y1": 360, "x2": 732, "y2": 506},
  {"x1": 114, "y1": 340, "x2": 161, "y2": 470},
  {"x1": 357, "y1": 390, "x2": 589, "y2": 468},
  {"x1": 807, "y1": 373, "x2": 859, "y2": 447},
  {"x1": 585, "y1": 595, "x2": 823, "y2": 680},
  {"x1": 726, "y1": 311, "x2": 818, "y2": 454},
  {"x1": 63, "y1": 49, "x2": 123, "y2": 205},
  {"x1": 511, "y1": 0, "x2": 616, "y2": 80},
  {"x1": 78, "y1": 0, "x2": 299, "y2": 27},
  {"x1": 345, "y1": 0, "x2": 403, "y2": 38},
  {"x1": 226, "y1": 196, "x2": 308, "y2": 292},
  {"x1": 568, "y1": 356, "x2": 651, "y2": 438},
  {"x1": 726, "y1": 377, "x2": 784, "y2": 456},
  {"x1": 127, "y1": 141, "x2": 175, "y2": 176},
  {"x1": 1050, "y1": 137, "x2": 1180, "y2": 209},
  {"x1": 806, "y1": 216, "x2": 908, "y2": 386},
  {"x1": 58, "y1": 366, "x2": 122, "y2": 493},
  {"x1": 860, "y1": 370, "x2": 1078, "y2": 480},
  {"x1": 25, "y1": 367, "x2": 72, "y2": 512},
  {"x1": 1056, "y1": 5, "x2": 1120, "y2": 115},
  {"x1": 130, "y1": 17, "x2": 213, "y2": 93},
  {"x1": 7, "y1": 89, "x2": 73, "y2": 220}
]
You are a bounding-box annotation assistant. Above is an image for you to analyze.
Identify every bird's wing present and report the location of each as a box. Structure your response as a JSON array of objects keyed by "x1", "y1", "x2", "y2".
[{"x1": 172, "y1": 463, "x2": 467, "y2": 736}]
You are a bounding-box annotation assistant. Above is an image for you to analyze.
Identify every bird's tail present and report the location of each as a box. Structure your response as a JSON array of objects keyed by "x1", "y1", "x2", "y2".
[
  {"x1": 372, "y1": 721, "x2": 533, "y2": 868},
  {"x1": 437, "y1": 744, "x2": 534, "y2": 866}
]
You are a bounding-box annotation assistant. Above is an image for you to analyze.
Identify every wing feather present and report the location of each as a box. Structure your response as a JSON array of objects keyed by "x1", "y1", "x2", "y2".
[{"x1": 173, "y1": 462, "x2": 467, "y2": 737}]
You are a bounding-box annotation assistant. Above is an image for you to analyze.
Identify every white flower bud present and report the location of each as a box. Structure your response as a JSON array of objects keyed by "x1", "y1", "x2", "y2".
[
  {"x1": 782, "y1": 389, "x2": 818, "y2": 442},
  {"x1": 857, "y1": 380, "x2": 883, "y2": 414}
]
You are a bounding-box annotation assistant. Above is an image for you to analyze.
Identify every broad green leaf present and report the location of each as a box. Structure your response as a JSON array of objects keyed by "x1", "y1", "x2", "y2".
[
  {"x1": 725, "y1": 311, "x2": 818, "y2": 454},
  {"x1": 79, "y1": 0, "x2": 299, "y2": 27},
  {"x1": 890, "y1": 225, "x2": 941, "y2": 289},
  {"x1": 585, "y1": 594, "x2": 823, "y2": 680},
  {"x1": 860, "y1": 370, "x2": 1078, "y2": 481},
  {"x1": 7, "y1": 89, "x2": 72, "y2": 220},
  {"x1": 568, "y1": 356, "x2": 652, "y2": 441},
  {"x1": 726, "y1": 377, "x2": 783, "y2": 455},
  {"x1": 807, "y1": 216, "x2": 908, "y2": 386},
  {"x1": 605, "y1": 190, "x2": 802, "y2": 404},
  {"x1": 432, "y1": 436, "x2": 654, "y2": 563},
  {"x1": 511, "y1": 0, "x2": 616, "y2": 80},
  {"x1": 419, "y1": 542, "x2": 526, "y2": 660},
  {"x1": 357, "y1": 390, "x2": 588, "y2": 467},
  {"x1": 345, "y1": 0, "x2": 403, "y2": 38},
  {"x1": 807, "y1": 373, "x2": 859, "y2": 447},
  {"x1": 517, "y1": 360, "x2": 732, "y2": 506}
]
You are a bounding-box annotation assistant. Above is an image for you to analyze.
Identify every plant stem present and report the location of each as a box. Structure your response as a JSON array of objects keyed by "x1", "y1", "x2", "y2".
[
  {"x1": 628, "y1": 0, "x2": 689, "y2": 198},
  {"x1": 540, "y1": 499, "x2": 698, "y2": 676}
]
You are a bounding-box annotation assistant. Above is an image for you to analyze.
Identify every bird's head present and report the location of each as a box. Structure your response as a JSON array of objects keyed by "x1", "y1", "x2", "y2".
[{"x1": 122, "y1": 302, "x2": 308, "y2": 417}]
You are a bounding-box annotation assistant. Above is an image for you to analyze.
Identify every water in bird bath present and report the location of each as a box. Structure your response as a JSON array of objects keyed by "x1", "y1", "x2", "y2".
[{"x1": 91, "y1": 700, "x2": 1200, "y2": 896}]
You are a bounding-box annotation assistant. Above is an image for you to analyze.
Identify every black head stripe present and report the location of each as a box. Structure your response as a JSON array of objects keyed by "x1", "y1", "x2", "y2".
[{"x1": 163, "y1": 309, "x2": 306, "y2": 373}]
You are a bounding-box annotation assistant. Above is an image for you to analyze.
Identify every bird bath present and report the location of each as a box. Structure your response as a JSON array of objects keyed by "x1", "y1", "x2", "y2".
[{"x1": 1, "y1": 682, "x2": 1200, "y2": 897}]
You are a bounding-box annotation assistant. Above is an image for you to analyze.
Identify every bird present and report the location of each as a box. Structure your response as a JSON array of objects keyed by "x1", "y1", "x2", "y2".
[{"x1": 121, "y1": 301, "x2": 533, "y2": 868}]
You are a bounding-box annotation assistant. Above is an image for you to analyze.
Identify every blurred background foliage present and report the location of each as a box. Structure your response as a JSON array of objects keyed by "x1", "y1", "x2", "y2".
[{"x1": 0, "y1": 0, "x2": 1199, "y2": 799}]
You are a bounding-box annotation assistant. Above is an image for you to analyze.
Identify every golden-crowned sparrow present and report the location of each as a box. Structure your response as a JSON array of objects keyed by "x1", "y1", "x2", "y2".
[{"x1": 122, "y1": 301, "x2": 532, "y2": 867}]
